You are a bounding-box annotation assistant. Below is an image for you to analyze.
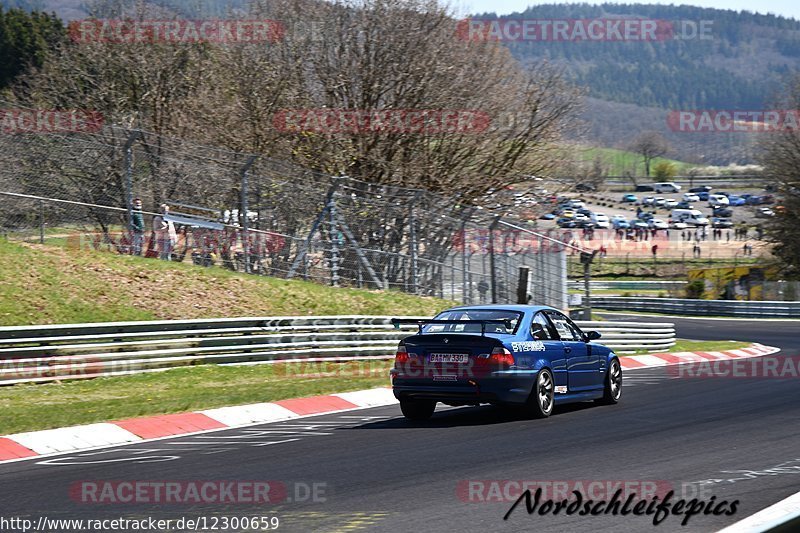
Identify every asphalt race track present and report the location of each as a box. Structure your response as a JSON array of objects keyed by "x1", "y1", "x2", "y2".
[{"x1": 1, "y1": 316, "x2": 798, "y2": 533}]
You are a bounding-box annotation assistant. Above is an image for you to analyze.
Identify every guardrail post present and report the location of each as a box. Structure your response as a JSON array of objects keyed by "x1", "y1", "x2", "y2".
[
  {"x1": 38, "y1": 199, "x2": 45, "y2": 244},
  {"x1": 123, "y1": 131, "x2": 142, "y2": 240},
  {"x1": 409, "y1": 193, "x2": 420, "y2": 294},
  {"x1": 240, "y1": 155, "x2": 258, "y2": 274},
  {"x1": 489, "y1": 216, "x2": 501, "y2": 303}
]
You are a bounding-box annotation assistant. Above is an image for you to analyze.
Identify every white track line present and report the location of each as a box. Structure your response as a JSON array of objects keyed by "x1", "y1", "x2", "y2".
[{"x1": 718, "y1": 489, "x2": 800, "y2": 532}]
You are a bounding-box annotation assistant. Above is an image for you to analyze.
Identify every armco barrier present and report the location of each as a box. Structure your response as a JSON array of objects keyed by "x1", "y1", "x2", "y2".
[
  {"x1": 567, "y1": 281, "x2": 686, "y2": 292},
  {"x1": 593, "y1": 297, "x2": 800, "y2": 318},
  {"x1": 0, "y1": 315, "x2": 675, "y2": 385}
]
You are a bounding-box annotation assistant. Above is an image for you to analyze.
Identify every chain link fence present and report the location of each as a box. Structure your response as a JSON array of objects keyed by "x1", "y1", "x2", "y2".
[{"x1": 0, "y1": 102, "x2": 579, "y2": 309}]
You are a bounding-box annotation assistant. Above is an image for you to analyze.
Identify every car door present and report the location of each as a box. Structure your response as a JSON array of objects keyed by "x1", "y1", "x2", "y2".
[
  {"x1": 545, "y1": 311, "x2": 601, "y2": 392},
  {"x1": 529, "y1": 312, "x2": 567, "y2": 394}
]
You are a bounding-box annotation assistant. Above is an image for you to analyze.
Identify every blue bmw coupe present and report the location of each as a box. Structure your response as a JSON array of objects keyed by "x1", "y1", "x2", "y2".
[{"x1": 390, "y1": 305, "x2": 622, "y2": 420}]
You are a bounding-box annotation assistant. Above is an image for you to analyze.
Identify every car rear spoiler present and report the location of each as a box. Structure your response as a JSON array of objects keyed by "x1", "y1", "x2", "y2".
[{"x1": 390, "y1": 318, "x2": 513, "y2": 336}]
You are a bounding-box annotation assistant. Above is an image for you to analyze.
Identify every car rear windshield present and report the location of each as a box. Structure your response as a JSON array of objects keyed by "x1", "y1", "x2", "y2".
[{"x1": 423, "y1": 309, "x2": 523, "y2": 335}]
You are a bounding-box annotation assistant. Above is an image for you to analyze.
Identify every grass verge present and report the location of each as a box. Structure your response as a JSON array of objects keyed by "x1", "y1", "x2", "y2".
[
  {"x1": 625, "y1": 339, "x2": 752, "y2": 356},
  {"x1": 0, "y1": 239, "x2": 451, "y2": 325}
]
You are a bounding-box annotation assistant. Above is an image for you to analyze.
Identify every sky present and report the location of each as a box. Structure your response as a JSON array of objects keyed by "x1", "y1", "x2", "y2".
[{"x1": 458, "y1": 0, "x2": 800, "y2": 20}]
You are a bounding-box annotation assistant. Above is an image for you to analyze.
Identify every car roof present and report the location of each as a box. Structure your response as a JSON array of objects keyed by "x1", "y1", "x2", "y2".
[{"x1": 442, "y1": 304, "x2": 559, "y2": 313}]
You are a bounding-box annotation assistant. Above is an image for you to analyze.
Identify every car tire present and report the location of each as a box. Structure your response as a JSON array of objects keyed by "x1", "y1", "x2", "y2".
[
  {"x1": 597, "y1": 358, "x2": 622, "y2": 405},
  {"x1": 400, "y1": 399, "x2": 436, "y2": 421},
  {"x1": 526, "y1": 368, "x2": 555, "y2": 419}
]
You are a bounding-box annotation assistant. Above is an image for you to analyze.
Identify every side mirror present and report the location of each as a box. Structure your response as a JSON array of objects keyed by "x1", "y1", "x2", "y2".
[{"x1": 585, "y1": 331, "x2": 601, "y2": 342}]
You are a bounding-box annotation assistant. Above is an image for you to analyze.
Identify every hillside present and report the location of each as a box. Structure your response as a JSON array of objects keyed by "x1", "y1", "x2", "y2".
[
  {"x1": 0, "y1": 239, "x2": 450, "y2": 325},
  {"x1": 4, "y1": 0, "x2": 794, "y2": 165}
]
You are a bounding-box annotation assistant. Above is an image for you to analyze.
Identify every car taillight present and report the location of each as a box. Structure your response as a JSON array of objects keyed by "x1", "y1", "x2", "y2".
[
  {"x1": 395, "y1": 345, "x2": 408, "y2": 364},
  {"x1": 476, "y1": 347, "x2": 515, "y2": 368},
  {"x1": 490, "y1": 347, "x2": 515, "y2": 367}
]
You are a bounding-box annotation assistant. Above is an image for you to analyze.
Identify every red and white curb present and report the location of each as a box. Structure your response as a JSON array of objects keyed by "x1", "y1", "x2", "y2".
[
  {"x1": 0, "y1": 343, "x2": 780, "y2": 464},
  {"x1": 0, "y1": 388, "x2": 396, "y2": 463},
  {"x1": 618, "y1": 342, "x2": 780, "y2": 370}
]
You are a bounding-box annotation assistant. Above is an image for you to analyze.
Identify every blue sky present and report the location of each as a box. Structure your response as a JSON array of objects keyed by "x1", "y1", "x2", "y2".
[{"x1": 458, "y1": 0, "x2": 800, "y2": 20}]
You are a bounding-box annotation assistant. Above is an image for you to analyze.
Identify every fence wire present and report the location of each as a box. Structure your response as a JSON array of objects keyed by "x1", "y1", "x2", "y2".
[{"x1": 0, "y1": 103, "x2": 575, "y2": 309}]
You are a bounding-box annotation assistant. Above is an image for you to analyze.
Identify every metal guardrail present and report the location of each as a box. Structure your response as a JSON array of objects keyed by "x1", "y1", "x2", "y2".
[
  {"x1": 593, "y1": 297, "x2": 800, "y2": 318},
  {"x1": 0, "y1": 315, "x2": 676, "y2": 385},
  {"x1": 568, "y1": 281, "x2": 686, "y2": 291}
]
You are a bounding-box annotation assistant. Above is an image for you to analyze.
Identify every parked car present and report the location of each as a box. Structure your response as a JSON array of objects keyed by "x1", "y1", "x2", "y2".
[
  {"x1": 567, "y1": 200, "x2": 586, "y2": 209},
  {"x1": 671, "y1": 209, "x2": 710, "y2": 226},
  {"x1": 698, "y1": 192, "x2": 711, "y2": 201},
  {"x1": 654, "y1": 197, "x2": 666, "y2": 207},
  {"x1": 559, "y1": 208, "x2": 576, "y2": 218},
  {"x1": 590, "y1": 212, "x2": 610, "y2": 229},
  {"x1": 711, "y1": 217, "x2": 734, "y2": 228},
  {"x1": 689, "y1": 186, "x2": 713, "y2": 193},
  {"x1": 642, "y1": 196, "x2": 656, "y2": 206},
  {"x1": 712, "y1": 207, "x2": 733, "y2": 218},
  {"x1": 539, "y1": 213, "x2": 556, "y2": 220},
  {"x1": 390, "y1": 306, "x2": 621, "y2": 420},
  {"x1": 573, "y1": 219, "x2": 596, "y2": 229},
  {"x1": 675, "y1": 201, "x2": 692, "y2": 209},
  {"x1": 635, "y1": 184, "x2": 655, "y2": 192},
  {"x1": 664, "y1": 199, "x2": 679, "y2": 208},
  {"x1": 575, "y1": 183, "x2": 597, "y2": 192},
  {"x1": 682, "y1": 193, "x2": 700, "y2": 202},
  {"x1": 669, "y1": 221, "x2": 689, "y2": 230},
  {"x1": 755, "y1": 207, "x2": 775, "y2": 218},
  {"x1": 557, "y1": 217, "x2": 577, "y2": 228},
  {"x1": 708, "y1": 194, "x2": 730, "y2": 207},
  {"x1": 653, "y1": 182, "x2": 682, "y2": 193},
  {"x1": 611, "y1": 215, "x2": 630, "y2": 229},
  {"x1": 621, "y1": 194, "x2": 638, "y2": 203},
  {"x1": 638, "y1": 212, "x2": 655, "y2": 221},
  {"x1": 630, "y1": 219, "x2": 649, "y2": 230},
  {"x1": 727, "y1": 195, "x2": 746, "y2": 206},
  {"x1": 648, "y1": 218, "x2": 669, "y2": 230}
]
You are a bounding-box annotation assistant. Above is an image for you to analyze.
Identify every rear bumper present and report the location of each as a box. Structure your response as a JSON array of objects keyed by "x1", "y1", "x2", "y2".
[{"x1": 391, "y1": 374, "x2": 533, "y2": 405}]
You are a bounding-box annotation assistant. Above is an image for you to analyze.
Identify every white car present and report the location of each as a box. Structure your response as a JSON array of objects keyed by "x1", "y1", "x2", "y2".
[
  {"x1": 567, "y1": 200, "x2": 585, "y2": 209},
  {"x1": 654, "y1": 197, "x2": 666, "y2": 207},
  {"x1": 642, "y1": 196, "x2": 656, "y2": 206},
  {"x1": 682, "y1": 193, "x2": 700, "y2": 202},
  {"x1": 648, "y1": 218, "x2": 669, "y2": 230},
  {"x1": 664, "y1": 199, "x2": 679, "y2": 208},
  {"x1": 590, "y1": 212, "x2": 610, "y2": 228},
  {"x1": 669, "y1": 221, "x2": 689, "y2": 229},
  {"x1": 708, "y1": 194, "x2": 729, "y2": 207}
]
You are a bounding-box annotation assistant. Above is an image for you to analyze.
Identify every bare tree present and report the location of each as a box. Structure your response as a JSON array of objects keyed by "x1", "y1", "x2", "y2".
[
  {"x1": 630, "y1": 131, "x2": 670, "y2": 178},
  {"x1": 759, "y1": 75, "x2": 800, "y2": 277}
]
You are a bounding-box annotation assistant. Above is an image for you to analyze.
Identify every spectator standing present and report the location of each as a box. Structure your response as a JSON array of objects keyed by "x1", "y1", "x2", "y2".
[
  {"x1": 477, "y1": 279, "x2": 489, "y2": 302},
  {"x1": 131, "y1": 198, "x2": 145, "y2": 256},
  {"x1": 153, "y1": 204, "x2": 176, "y2": 261}
]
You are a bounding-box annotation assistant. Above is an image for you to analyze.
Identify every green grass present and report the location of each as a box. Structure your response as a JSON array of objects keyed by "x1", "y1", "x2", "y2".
[
  {"x1": 625, "y1": 339, "x2": 751, "y2": 356},
  {"x1": 0, "y1": 361, "x2": 394, "y2": 434},
  {"x1": 577, "y1": 146, "x2": 694, "y2": 176},
  {"x1": 0, "y1": 238, "x2": 452, "y2": 325}
]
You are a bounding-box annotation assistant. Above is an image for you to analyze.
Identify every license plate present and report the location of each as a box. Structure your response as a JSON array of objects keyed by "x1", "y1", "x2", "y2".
[{"x1": 428, "y1": 353, "x2": 469, "y2": 364}]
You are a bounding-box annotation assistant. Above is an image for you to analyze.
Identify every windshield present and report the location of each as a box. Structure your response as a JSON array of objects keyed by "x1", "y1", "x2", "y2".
[{"x1": 423, "y1": 309, "x2": 523, "y2": 335}]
